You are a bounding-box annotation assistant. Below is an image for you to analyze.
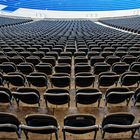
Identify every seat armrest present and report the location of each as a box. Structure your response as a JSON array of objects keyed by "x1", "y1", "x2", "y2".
[
  {"x1": 62, "y1": 125, "x2": 99, "y2": 131},
  {"x1": 20, "y1": 124, "x2": 58, "y2": 131}
]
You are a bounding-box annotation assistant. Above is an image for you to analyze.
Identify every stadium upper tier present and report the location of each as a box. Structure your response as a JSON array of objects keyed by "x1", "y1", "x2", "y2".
[
  {"x1": 100, "y1": 17, "x2": 140, "y2": 33},
  {"x1": 0, "y1": 0, "x2": 140, "y2": 11}
]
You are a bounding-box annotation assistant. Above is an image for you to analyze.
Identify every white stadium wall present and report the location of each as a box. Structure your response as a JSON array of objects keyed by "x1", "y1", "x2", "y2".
[{"x1": 0, "y1": 4, "x2": 140, "y2": 19}]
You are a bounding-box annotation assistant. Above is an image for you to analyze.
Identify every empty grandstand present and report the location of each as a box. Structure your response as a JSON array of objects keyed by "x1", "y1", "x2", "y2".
[{"x1": 0, "y1": 0, "x2": 139, "y2": 140}]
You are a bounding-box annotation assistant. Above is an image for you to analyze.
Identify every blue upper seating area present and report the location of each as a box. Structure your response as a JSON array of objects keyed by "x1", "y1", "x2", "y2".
[
  {"x1": 1, "y1": 6, "x2": 19, "y2": 12},
  {"x1": 99, "y1": 17, "x2": 140, "y2": 33},
  {"x1": 0, "y1": 0, "x2": 140, "y2": 11}
]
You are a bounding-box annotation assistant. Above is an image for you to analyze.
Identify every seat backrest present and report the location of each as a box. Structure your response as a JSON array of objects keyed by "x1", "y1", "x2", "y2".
[
  {"x1": 25, "y1": 114, "x2": 58, "y2": 127},
  {"x1": 64, "y1": 114, "x2": 96, "y2": 127},
  {"x1": 0, "y1": 87, "x2": 12, "y2": 98},
  {"x1": 106, "y1": 87, "x2": 129, "y2": 96},
  {"x1": 51, "y1": 74, "x2": 70, "y2": 88},
  {"x1": 0, "y1": 112, "x2": 20, "y2": 126},
  {"x1": 17, "y1": 87, "x2": 40, "y2": 97},
  {"x1": 102, "y1": 113, "x2": 135, "y2": 127}
]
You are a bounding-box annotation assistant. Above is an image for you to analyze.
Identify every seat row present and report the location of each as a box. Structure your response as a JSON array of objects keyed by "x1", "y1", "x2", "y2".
[
  {"x1": 0, "y1": 44, "x2": 140, "y2": 52},
  {"x1": 0, "y1": 71, "x2": 139, "y2": 89},
  {"x1": 1, "y1": 37, "x2": 140, "y2": 48},
  {"x1": 0, "y1": 57, "x2": 140, "y2": 75},
  {"x1": 0, "y1": 111, "x2": 139, "y2": 140},
  {"x1": 1, "y1": 86, "x2": 140, "y2": 107},
  {"x1": 0, "y1": 53, "x2": 140, "y2": 67},
  {"x1": 0, "y1": 43, "x2": 140, "y2": 52},
  {"x1": 0, "y1": 49, "x2": 139, "y2": 60}
]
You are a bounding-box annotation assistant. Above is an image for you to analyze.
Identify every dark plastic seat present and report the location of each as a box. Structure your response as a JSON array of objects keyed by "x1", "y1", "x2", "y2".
[
  {"x1": 41, "y1": 56, "x2": 56, "y2": 66},
  {"x1": 9, "y1": 56, "x2": 25, "y2": 65},
  {"x1": 90, "y1": 47, "x2": 101, "y2": 52},
  {"x1": 0, "y1": 112, "x2": 21, "y2": 138},
  {"x1": 0, "y1": 51, "x2": 6, "y2": 56},
  {"x1": 0, "y1": 62, "x2": 16, "y2": 74},
  {"x1": 4, "y1": 72, "x2": 26, "y2": 87},
  {"x1": 105, "y1": 87, "x2": 134, "y2": 106},
  {"x1": 129, "y1": 51, "x2": 140, "y2": 57},
  {"x1": 121, "y1": 55, "x2": 136, "y2": 64},
  {"x1": 58, "y1": 57, "x2": 72, "y2": 65},
  {"x1": 20, "y1": 114, "x2": 59, "y2": 140},
  {"x1": 94, "y1": 62, "x2": 110, "y2": 75},
  {"x1": 2, "y1": 47, "x2": 12, "y2": 52},
  {"x1": 12, "y1": 87, "x2": 40, "y2": 107},
  {"x1": 101, "y1": 112, "x2": 140, "y2": 139},
  {"x1": 74, "y1": 52, "x2": 86, "y2": 57},
  {"x1": 39, "y1": 47, "x2": 50, "y2": 53},
  {"x1": 17, "y1": 62, "x2": 34, "y2": 75},
  {"x1": 103, "y1": 47, "x2": 115, "y2": 52},
  {"x1": 43, "y1": 44, "x2": 53, "y2": 50},
  {"x1": 52, "y1": 48, "x2": 63, "y2": 55},
  {"x1": 115, "y1": 51, "x2": 127, "y2": 58},
  {"x1": 0, "y1": 56, "x2": 9, "y2": 64},
  {"x1": 27, "y1": 72, "x2": 48, "y2": 88},
  {"x1": 74, "y1": 56, "x2": 88, "y2": 64},
  {"x1": 54, "y1": 64, "x2": 71, "y2": 75},
  {"x1": 14, "y1": 47, "x2": 25, "y2": 52},
  {"x1": 98, "y1": 72, "x2": 119, "y2": 88},
  {"x1": 35, "y1": 63, "x2": 53, "y2": 76},
  {"x1": 112, "y1": 62, "x2": 129, "y2": 74},
  {"x1": 26, "y1": 47, "x2": 37, "y2": 53},
  {"x1": 76, "y1": 88, "x2": 102, "y2": 107},
  {"x1": 19, "y1": 51, "x2": 31, "y2": 58},
  {"x1": 105, "y1": 55, "x2": 120, "y2": 65},
  {"x1": 60, "y1": 52, "x2": 72, "y2": 58},
  {"x1": 66, "y1": 48, "x2": 76, "y2": 55},
  {"x1": 51, "y1": 73, "x2": 70, "y2": 89},
  {"x1": 5, "y1": 51, "x2": 18, "y2": 57},
  {"x1": 32, "y1": 51, "x2": 45, "y2": 59},
  {"x1": 44, "y1": 88, "x2": 70, "y2": 107},
  {"x1": 26, "y1": 56, "x2": 40, "y2": 66},
  {"x1": 46, "y1": 52, "x2": 58, "y2": 60},
  {"x1": 78, "y1": 48, "x2": 89, "y2": 54},
  {"x1": 120, "y1": 71, "x2": 140, "y2": 87},
  {"x1": 75, "y1": 64, "x2": 91, "y2": 74},
  {"x1": 130, "y1": 62, "x2": 140, "y2": 73},
  {"x1": 75, "y1": 72, "x2": 95, "y2": 88},
  {"x1": 0, "y1": 87, "x2": 12, "y2": 105},
  {"x1": 101, "y1": 51, "x2": 114, "y2": 58},
  {"x1": 62, "y1": 114, "x2": 99, "y2": 140},
  {"x1": 90, "y1": 56, "x2": 105, "y2": 66},
  {"x1": 116, "y1": 47, "x2": 128, "y2": 51},
  {"x1": 88, "y1": 51, "x2": 100, "y2": 60}
]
